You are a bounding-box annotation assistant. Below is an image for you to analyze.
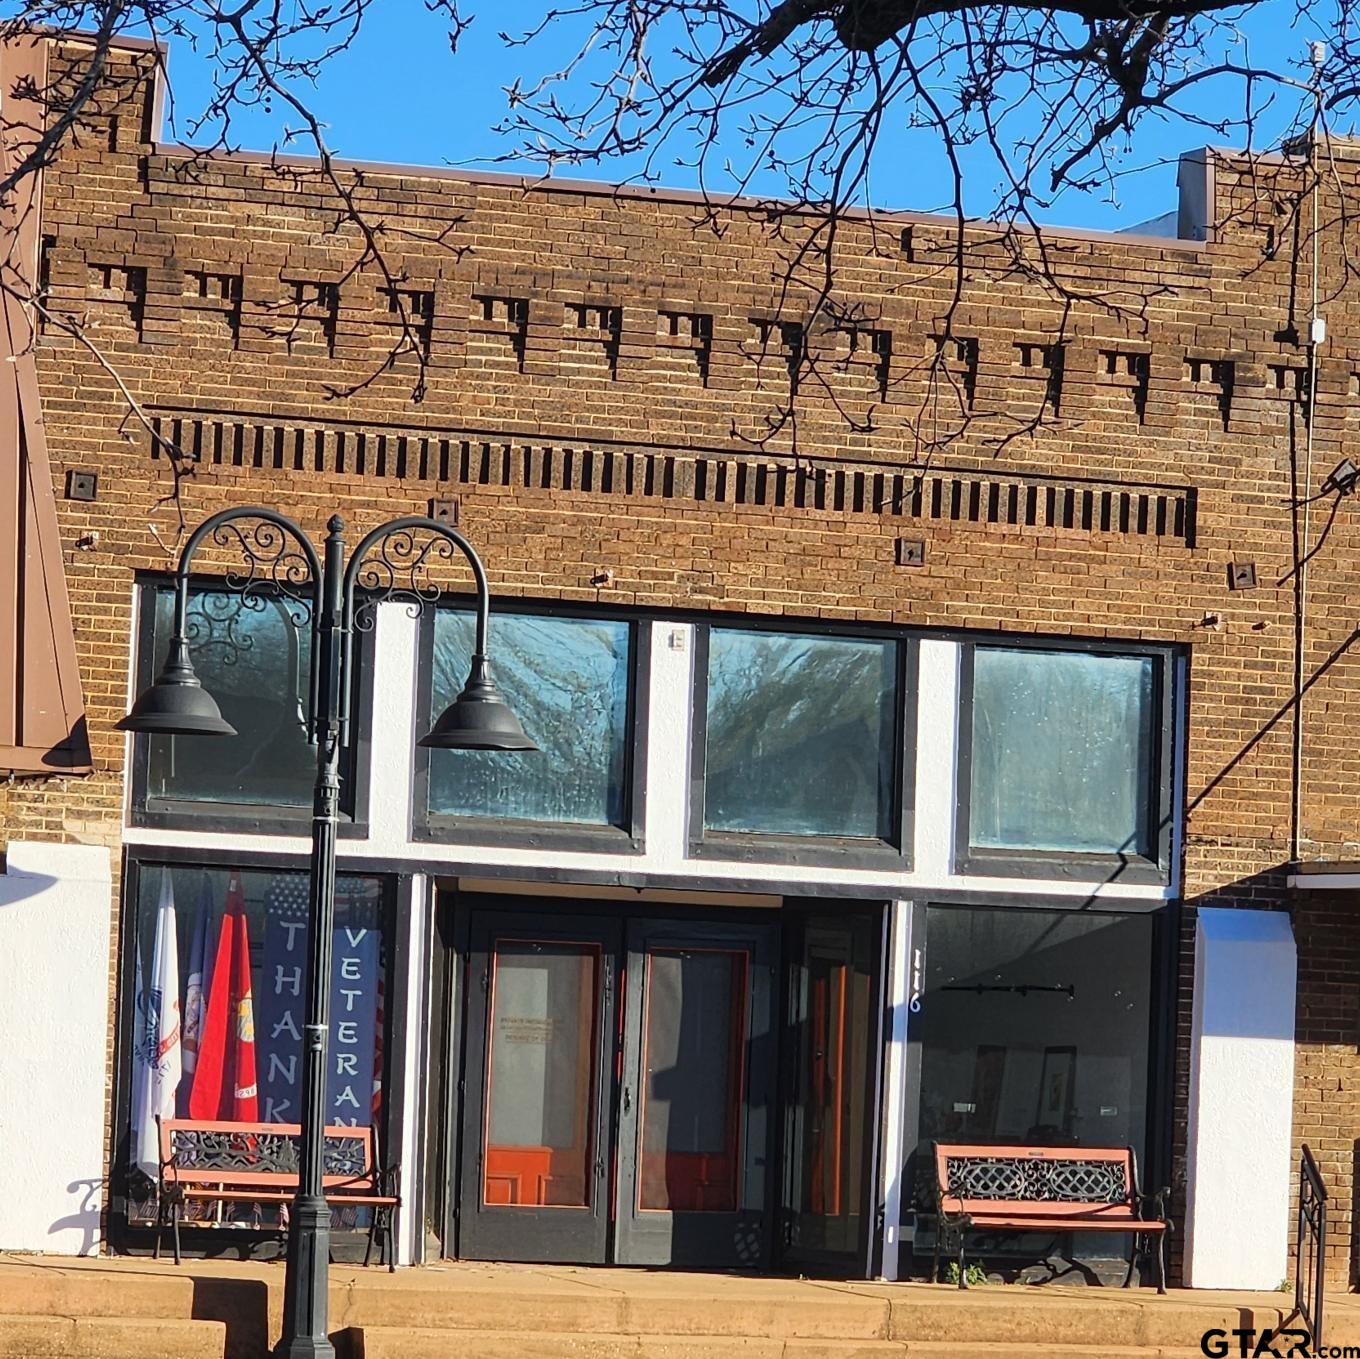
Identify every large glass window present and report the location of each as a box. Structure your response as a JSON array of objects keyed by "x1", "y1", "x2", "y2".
[
  {"x1": 428, "y1": 609, "x2": 632, "y2": 827},
  {"x1": 142, "y1": 584, "x2": 317, "y2": 809},
  {"x1": 123, "y1": 863, "x2": 389, "y2": 1228},
  {"x1": 702, "y1": 628, "x2": 899, "y2": 840},
  {"x1": 968, "y1": 646, "x2": 1158, "y2": 858},
  {"x1": 915, "y1": 905, "x2": 1153, "y2": 1152},
  {"x1": 912, "y1": 904, "x2": 1157, "y2": 1274}
]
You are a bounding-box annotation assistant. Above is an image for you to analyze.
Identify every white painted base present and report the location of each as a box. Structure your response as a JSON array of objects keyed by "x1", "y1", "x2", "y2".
[
  {"x1": 0, "y1": 841, "x2": 112, "y2": 1255},
  {"x1": 1184, "y1": 907, "x2": 1296, "y2": 1290}
]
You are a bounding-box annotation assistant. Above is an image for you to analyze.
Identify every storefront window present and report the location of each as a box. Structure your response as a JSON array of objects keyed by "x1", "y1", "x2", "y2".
[
  {"x1": 427, "y1": 609, "x2": 632, "y2": 827},
  {"x1": 968, "y1": 646, "x2": 1157, "y2": 857},
  {"x1": 142, "y1": 584, "x2": 317, "y2": 808},
  {"x1": 702, "y1": 628, "x2": 898, "y2": 839},
  {"x1": 915, "y1": 905, "x2": 1153, "y2": 1155},
  {"x1": 123, "y1": 863, "x2": 389, "y2": 1228}
]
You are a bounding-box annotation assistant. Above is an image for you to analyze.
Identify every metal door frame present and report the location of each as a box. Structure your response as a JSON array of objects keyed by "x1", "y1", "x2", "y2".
[
  {"x1": 456, "y1": 910, "x2": 620, "y2": 1263},
  {"x1": 614, "y1": 915, "x2": 778, "y2": 1268}
]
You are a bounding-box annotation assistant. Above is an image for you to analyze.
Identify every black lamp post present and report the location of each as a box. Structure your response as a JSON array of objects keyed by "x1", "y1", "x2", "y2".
[{"x1": 119, "y1": 507, "x2": 533, "y2": 1359}]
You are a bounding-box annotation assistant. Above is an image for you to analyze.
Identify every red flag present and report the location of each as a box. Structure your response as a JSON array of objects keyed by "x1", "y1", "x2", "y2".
[{"x1": 188, "y1": 871, "x2": 259, "y2": 1121}]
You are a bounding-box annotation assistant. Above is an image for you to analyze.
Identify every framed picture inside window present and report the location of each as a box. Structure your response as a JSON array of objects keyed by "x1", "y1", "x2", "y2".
[{"x1": 1035, "y1": 1045, "x2": 1077, "y2": 1135}]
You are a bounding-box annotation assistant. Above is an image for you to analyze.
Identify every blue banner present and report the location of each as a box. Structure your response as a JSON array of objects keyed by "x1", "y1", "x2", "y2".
[{"x1": 258, "y1": 875, "x2": 382, "y2": 1126}]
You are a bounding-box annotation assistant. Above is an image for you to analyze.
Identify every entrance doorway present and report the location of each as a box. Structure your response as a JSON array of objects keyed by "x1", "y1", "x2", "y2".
[
  {"x1": 446, "y1": 895, "x2": 881, "y2": 1273},
  {"x1": 457, "y1": 908, "x2": 775, "y2": 1267}
]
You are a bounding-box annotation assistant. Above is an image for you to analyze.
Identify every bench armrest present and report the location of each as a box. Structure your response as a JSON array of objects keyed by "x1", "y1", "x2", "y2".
[
  {"x1": 1137, "y1": 1185, "x2": 1171, "y2": 1225},
  {"x1": 154, "y1": 1115, "x2": 179, "y2": 1200},
  {"x1": 933, "y1": 1182, "x2": 972, "y2": 1229}
]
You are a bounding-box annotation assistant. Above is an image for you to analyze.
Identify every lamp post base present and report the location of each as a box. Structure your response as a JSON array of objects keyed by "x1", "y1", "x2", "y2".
[{"x1": 278, "y1": 1197, "x2": 335, "y2": 1359}]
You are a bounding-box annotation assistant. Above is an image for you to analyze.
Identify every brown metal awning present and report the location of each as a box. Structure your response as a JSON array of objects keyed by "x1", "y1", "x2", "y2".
[{"x1": 0, "y1": 38, "x2": 91, "y2": 775}]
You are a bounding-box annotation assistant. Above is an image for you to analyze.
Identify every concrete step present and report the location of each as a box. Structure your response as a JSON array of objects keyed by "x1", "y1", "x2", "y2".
[
  {"x1": 336, "y1": 1286, "x2": 1294, "y2": 1349},
  {"x1": 352, "y1": 1331, "x2": 1221, "y2": 1359},
  {"x1": 334, "y1": 1284, "x2": 891, "y2": 1339},
  {"x1": 0, "y1": 1314, "x2": 225, "y2": 1359},
  {"x1": 880, "y1": 1295, "x2": 1286, "y2": 1347}
]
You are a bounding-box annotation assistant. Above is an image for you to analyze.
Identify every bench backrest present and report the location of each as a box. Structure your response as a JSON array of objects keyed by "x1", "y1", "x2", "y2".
[
  {"x1": 160, "y1": 1118, "x2": 376, "y2": 1190},
  {"x1": 934, "y1": 1142, "x2": 1137, "y2": 1221}
]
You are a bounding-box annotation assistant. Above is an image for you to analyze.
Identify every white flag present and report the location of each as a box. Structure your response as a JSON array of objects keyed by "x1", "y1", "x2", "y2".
[
  {"x1": 129, "y1": 946, "x2": 149, "y2": 1148},
  {"x1": 134, "y1": 871, "x2": 182, "y2": 1178}
]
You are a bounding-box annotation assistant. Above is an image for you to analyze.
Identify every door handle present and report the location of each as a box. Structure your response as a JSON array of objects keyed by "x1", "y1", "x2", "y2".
[{"x1": 622, "y1": 1087, "x2": 632, "y2": 1115}]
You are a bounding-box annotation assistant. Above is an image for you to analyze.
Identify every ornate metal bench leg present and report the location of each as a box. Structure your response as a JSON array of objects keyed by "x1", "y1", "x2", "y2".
[
  {"x1": 956, "y1": 1228, "x2": 968, "y2": 1290},
  {"x1": 171, "y1": 1198, "x2": 182, "y2": 1266},
  {"x1": 385, "y1": 1207, "x2": 396, "y2": 1273},
  {"x1": 932, "y1": 1220, "x2": 942, "y2": 1284},
  {"x1": 364, "y1": 1214, "x2": 375, "y2": 1268},
  {"x1": 1154, "y1": 1231, "x2": 1167, "y2": 1295},
  {"x1": 1123, "y1": 1238, "x2": 1139, "y2": 1288}
]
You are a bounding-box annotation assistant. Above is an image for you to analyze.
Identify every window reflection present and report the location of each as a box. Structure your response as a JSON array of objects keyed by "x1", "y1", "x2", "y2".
[
  {"x1": 146, "y1": 586, "x2": 315, "y2": 806},
  {"x1": 969, "y1": 647, "x2": 1156, "y2": 856},
  {"x1": 429, "y1": 610, "x2": 631, "y2": 827},
  {"x1": 916, "y1": 906, "x2": 1152, "y2": 1154},
  {"x1": 704, "y1": 629, "x2": 898, "y2": 839}
]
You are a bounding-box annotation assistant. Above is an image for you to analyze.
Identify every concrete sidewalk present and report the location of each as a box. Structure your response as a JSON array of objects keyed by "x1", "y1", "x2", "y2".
[{"x1": 0, "y1": 1252, "x2": 1355, "y2": 1358}]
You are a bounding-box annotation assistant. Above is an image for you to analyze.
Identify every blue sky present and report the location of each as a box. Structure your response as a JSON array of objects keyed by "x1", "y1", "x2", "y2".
[{"x1": 154, "y1": 1, "x2": 1338, "y2": 232}]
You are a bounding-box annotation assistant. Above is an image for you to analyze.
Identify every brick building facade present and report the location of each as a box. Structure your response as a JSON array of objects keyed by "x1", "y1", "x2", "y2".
[{"x1": 1, "y1": 33, "x2": 1357, "y2": 1287}]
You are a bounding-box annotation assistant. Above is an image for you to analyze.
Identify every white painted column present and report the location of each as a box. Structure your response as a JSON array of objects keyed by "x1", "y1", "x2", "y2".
[
  {"x1": 913, "y1": 640, "x2": 960, "y2": 878},
  {"x1": 366, "y1": 601, "x2": 420, "y2": 853},
  {"x1": 0, "y1": 842, "x2": 112, "y2": 1254},
  {"x1": 1184, "y1": 907, "x2": 1297, "y2": 1289},
  {"x1": 644, "y1": 620, "x2": 695, "y2": 870},
  {"x1": 878, "y1": 899, "x2": 914, "y2": 1281},
  {"x1": 398, "y1": 872, "x2": 429, "y2": 1266}
]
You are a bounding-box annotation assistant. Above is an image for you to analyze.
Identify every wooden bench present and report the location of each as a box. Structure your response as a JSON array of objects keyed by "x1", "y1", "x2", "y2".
[
  {"x1": 931, "y1": 1143, "x2": 1169, "y2": 1292},
  {"x1": 155, "y1": 1117, "x2": 400, "y2": 1270}
]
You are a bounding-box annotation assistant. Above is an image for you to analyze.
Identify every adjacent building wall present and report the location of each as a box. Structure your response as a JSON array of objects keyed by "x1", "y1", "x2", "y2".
[{"x1": 0, "y1": 842, "x2": 112, "y2": 1253}]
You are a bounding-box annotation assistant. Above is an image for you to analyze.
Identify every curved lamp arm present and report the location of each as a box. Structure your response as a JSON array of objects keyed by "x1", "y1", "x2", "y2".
[
  {"x1": 340, "y1": 515, "x2": 491, "y2": 649},
  {"x1": 340, "y1": 517, "x2": 493, "y2": 726},
  {"x1": 172, "y1": 506, "x2": 324, "y2": 731}
]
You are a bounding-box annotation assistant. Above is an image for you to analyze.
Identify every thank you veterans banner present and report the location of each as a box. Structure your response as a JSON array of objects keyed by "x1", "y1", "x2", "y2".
[{"x1": 258, "y1": 874, "x2": 381, "y2": 1125}]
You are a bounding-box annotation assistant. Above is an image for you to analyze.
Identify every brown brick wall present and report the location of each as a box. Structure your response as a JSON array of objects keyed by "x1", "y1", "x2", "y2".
[
  {"x1": 1293, "y1": 891, "x2": 1360, "y2": 1285},
  {"x1": 8, "y1": 40, "x2": 1360, "y2": 1277}
]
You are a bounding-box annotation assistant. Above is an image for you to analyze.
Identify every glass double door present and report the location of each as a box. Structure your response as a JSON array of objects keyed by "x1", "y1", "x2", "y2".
[{"x1": 458, "y1": 911, "x2": 776, "y2": 1267}]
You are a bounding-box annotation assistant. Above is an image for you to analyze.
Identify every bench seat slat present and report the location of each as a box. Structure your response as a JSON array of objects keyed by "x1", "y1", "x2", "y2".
[
  {"x1": 180, "y1": 1188, "x2": 399, "y2": 1206},
  {"x1": 962, "y1": 1215, "x2": 1166, "y2": 1232}
]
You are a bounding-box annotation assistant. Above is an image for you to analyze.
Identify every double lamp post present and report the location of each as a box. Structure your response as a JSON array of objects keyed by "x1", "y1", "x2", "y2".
[{"x1": 119, "y1": 507, "x2": 535, "y2": 1359}]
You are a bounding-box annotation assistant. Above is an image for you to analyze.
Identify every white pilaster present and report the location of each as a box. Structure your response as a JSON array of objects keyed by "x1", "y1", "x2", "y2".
[
  {"x1": 913, "y1": 639, "x2": 961, "y2": 878},
  {"x1": 1184, "y1": 907, "x2": 1297, "y2": 1289},
  {"x1": 0, "y1": 842, "x2": 112, "y2": 1254},
  {"x1": 877, "y1": 899, "x2": 914, "y2": 1281},
  {"x1": 367, "y1": 601, "x2": 421, "y2": 848}
]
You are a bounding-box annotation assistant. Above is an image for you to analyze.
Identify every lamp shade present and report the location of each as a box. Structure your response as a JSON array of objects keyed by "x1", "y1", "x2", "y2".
[
  {"x1": 419, "y1": 654, "x2": 537, "y2": 751},
  {"x1": 117, "y1": 636, "x2": 237, "y2": 737}
]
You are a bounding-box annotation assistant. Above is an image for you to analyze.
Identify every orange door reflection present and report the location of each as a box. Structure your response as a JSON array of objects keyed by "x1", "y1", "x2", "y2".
[
  {"x1": 483, "y1": 940, "x2": 600, "y2": 1208},
  {"x1": 637, "y1": 947, "x2": 749, "y2": 1214}
]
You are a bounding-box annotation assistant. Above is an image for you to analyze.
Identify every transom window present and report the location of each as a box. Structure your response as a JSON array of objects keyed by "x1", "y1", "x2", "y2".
[
  {"x1": 425, "y1": 609, "x2": 634, "y2": 829},
  {"x1": 964, "y1": 644, "x2": 1164, "y2": 865},
  {"x1": 697, "y1": 627, "x2": 902, "y2": 846}
]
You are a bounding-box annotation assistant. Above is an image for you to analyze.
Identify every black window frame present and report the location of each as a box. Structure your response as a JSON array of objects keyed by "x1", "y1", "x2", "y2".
[
  {"x1": 127, "y1": 574, "x2": 372, "y2": 835},
  {"x1": 687, "y1": 621, "x2": 917, "y2": 870},
  {"x1": 411, "y1": 597, "x2": 649, "y2": 855},
  {"x1": 105, "y1": 849, "x2": 408, "y2": 1257},
  {"x1": 954, "y1": 637, "x2": 1178, "y2": 884}
]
